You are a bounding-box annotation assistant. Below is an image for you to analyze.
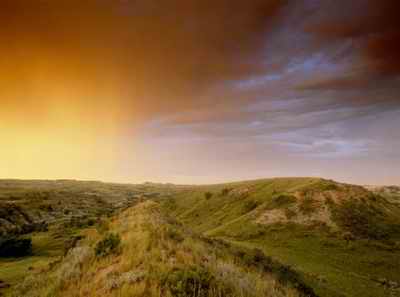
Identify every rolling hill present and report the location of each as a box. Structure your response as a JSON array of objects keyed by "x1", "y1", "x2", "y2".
[
  {"x1": 1, "y1": 178, "x2": 400, "y2": 297},
  {"x1": 6, "y1": 201, "x2": 315, "y2": 297},
  {"x1": 161, "y1": 178, "x2": 400, "y2": 297}
]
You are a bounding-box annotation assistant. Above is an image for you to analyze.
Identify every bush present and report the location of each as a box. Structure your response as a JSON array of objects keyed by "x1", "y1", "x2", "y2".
[
  {"x1": 96, "y1": 219, "x2": 110, "y2": 234},
  {"x1": 95, "y1": 233, "x2": 121, "y2": 257},
  {"x1": 220, "y1": 188, "x2": 231, "y2": 196},
  {"x1": 162, "y1": 266, "x2": 216, "y2": 297},
  {"x1": 204, "y1": 192, "x2": 213, "y2": 200},
  {"x1": 332, "y1": 201, "x2": 393, "y2": 240},
  {"x1": 243, "y1": 200, "x2": 259, "y2": 213},
  {"x1": 342, "y1": 232, "x2": 355, "y2": 243},
  {"x1": 236, "y1": 247, "x2": 317, "y2": 297},
  {"x1": 64, "y1": 217, "x2": 96, "y2": 229},
  {"x1": 285, "y1": 208, "x2": 297, "y2": 219},
  {"x1": 0, "y1": 237, "x2": 32, "y2": 257},
  {"x1": 163, "y1": 199, "x2": 177, "y2": 211},
  {"x1": 166, "y1": 227, "x2": 184, "y2": 243},
  {"x1": 321, "y1": 181, "x2": 340, "y2": 191},
  {"x1": 299, "y1": 198, "x2": 316, "y2": 215},
  {"x1": 267, "y1": 194, "x2": 296, "y2": 209},
  {"x1": 38, "y1": 203, "x2": 53, "y2": 211}
]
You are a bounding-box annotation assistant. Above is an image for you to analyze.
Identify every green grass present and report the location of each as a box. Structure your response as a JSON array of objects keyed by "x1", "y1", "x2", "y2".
[
  {"x1": 0, "y1": 232, "x2": 64, "y2": 294},
  {"x1": 31, "y1": 233, "x2": 64, "y2": 255},
  {"x1": 0, "y1": 228, "x2": 85, "y2": 294},
  {"x1": 0, "y1": 256, "x2": 57, "y2": 288},
  {"x1": 0, "y1": 179, "x2": 179, "y2": 295},
  {"x1": 163, "y1": 178, "x2": 321, "y2": 233},
  {"x1": 161, "y1": 178, "x2": 400, "y2": 297},
  {"x1": 265, "y1": 194, "x2": 297, "y2": 210},
  {"x1": 8, "y1": 201, "x2": 309, "y2": 297},
  {"x1": 330, "y1": 199, "x2": 400, "y2": 241},
  {"x1": 225, "y1": 224, "x2": 400, "y2": 297},
  {"x1": 2, "y1": 177, "x2": 400, "y2": 297}
]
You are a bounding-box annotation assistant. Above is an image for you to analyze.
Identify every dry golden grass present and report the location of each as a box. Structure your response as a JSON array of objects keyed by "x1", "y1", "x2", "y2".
[{"x1": 9, "y1": 201, "x2": 301, "y2": 297}]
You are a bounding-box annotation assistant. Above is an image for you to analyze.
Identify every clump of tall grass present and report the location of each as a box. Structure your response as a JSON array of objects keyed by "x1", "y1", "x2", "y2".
[{"x1": 95, "y1": 233, "x2": 121, "y2": 257}]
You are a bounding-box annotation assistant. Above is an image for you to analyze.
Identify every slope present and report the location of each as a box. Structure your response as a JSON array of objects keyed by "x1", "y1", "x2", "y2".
[
  {"x1": 0, "y1": 180, "x2": 174, "y2": 294},
  {"x1": 161, "y1": 178, "x2": 400, "y2": 297},
  {"x1": 7, "y1": 201, "x2": 316, "y2": 297}
]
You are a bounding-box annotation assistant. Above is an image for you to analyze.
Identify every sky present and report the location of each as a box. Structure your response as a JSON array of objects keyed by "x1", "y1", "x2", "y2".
[{"x1": 0, "y1": 0, "x2": 399, "y2": 185}]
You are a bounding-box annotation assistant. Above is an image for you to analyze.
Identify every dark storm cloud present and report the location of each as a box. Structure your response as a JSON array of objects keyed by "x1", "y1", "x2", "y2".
[
  {"x1": 307, "y1": 0, "x2": 400, "y2": 77},
  {"x1": 3, "y1": 0, "x2": 397, "y2": 118},
  {"x1": 136, "y1": 0, "x2": 400, "y2": 169}
]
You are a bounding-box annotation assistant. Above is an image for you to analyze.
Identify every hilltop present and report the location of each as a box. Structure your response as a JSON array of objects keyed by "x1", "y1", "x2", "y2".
[{"x1": 163, "y1": 178, "x2": 400, "y2": 237}]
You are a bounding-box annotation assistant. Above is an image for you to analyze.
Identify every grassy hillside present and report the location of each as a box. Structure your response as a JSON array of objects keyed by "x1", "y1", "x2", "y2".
[
  {"x1": 367, "y1": 186, "x2": 400, "y2": 205},
  {"x1": 161, "y1": 178, "x2": 400, "y2": 297},
  {"x1": 6, "y1": 201, "x2": 315, "y2": 297},
  {"x1": 0, "y1": 180, "x2": 175, "y2": 294},
  {"x1": 2, "y1": 178, "x2": 400, "y2": 297},
  {"x1": 0, "y1": 180, "x2": 140, "y2": 236}
]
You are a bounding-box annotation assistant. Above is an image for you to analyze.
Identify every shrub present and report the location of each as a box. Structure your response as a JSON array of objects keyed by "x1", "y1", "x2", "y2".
[
  {"x1": 96, "y1": 219, "x2": 110, "y2": 234},
  {"x1": 204, "y1": 192, "x2": 213, "y2": 200},
  {"x1": 285, "y1": 208, "x2": 297, "y2": 219},
  {"x1": 332, "y1": 201, "x2": 393, "y2": 240},
  {"x1": 95, "y1": 233, "x2": 121, "y2": 257},
  {"x1": 267, "y1": 194, "x2": 296, "y2": 209},
  {"x1": 39, "y1": 203, "x2": 54, "y2": 211},
  {"x1": 243, "y1": 200, "x2": 259, "y2": 213},
  {"x1": 325, "y1": 197, "x2": 334, "y2": 206},
  {"x1": 220, "y1": 188, "x2": 231, "y2": 196},
  {"x1": 64, "y1": 217, "x2": 96, "y2": 229},
  {"x1": 236, "y1": 247, "x2": 317, "y2": 297},
  {"x1": 342, "y1": 232, "x2": 355, "y2": 243},
  {"x1": 162, "y1": 266, "x2": 216, "y2": 297},
  {"x1": 166, "y1": 227, "x2": 184, "y2": 243},
  {"x1": 299, "y1": 198, "x2": 316, "y2": 215},
  {"x1": 0, "y1": 237, "x2": 32, "y2": 257},
  {"x1": 163, "y1": 198, "x2": 177, "y2": 211},
  {"x1": 320, "y1": 182, "x2": 339, "y2": 191}
]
